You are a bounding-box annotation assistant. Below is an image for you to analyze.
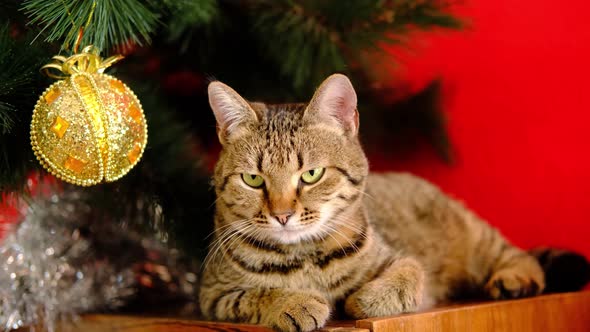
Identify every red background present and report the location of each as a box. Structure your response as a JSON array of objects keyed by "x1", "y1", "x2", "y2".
[{"x1": 374, "y1": 1, "x2": 590, "y2": 257}]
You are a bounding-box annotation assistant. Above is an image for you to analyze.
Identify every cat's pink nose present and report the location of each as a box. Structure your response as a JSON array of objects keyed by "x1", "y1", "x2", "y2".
[{"x1": 272, "y1": 211, "x2": 294, "y2": 225}]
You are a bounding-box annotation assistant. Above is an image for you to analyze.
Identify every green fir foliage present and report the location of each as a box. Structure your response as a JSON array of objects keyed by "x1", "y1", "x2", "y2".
[
  {"x1": 0, "y1": 24, "x2": 52, "y2": 191},
  {"x1": 164, "y1": 0, "x2": 220, "y2": 48},
  {"x1": 250, "y1": 0, "x2": 461, "y2": 91},
  {"x1": 22, "y1": 0, "x2": 159, "y2": 52}
]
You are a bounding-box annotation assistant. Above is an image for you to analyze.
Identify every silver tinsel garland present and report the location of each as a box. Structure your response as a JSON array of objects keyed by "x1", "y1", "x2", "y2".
[{"x1": 0, "y1": 189, "x2": 198, "y2": 331}]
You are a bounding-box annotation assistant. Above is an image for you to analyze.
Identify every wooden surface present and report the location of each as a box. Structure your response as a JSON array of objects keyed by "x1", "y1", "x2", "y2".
[
  {"x1": 357, "y1": 291, "x2": 590, "y2": 332},
  {"x1": 53, "y1": 316, "x2": 274, "y2": 332},
  {"x1": 29, "y1": 291, "x2": 590, "y2": 332}
]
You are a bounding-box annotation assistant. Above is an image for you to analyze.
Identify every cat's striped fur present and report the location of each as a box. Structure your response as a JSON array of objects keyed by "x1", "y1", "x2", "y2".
[{"x1": 199, "y1": 74, "x2": 545, "y2": 331}]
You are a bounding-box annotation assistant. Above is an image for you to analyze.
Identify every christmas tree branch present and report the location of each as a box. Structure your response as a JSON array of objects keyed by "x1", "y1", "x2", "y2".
[
  {"x1": 22, "y1": 0, "x2": 160, "y2": 52},
  {"x1": 248, "y1": 0, "x2": 461, "y2": 94},
  {"x1": 163, "y1": 0, "x2": 220, "y2": 49},
  {"x1": 0, "y1": 23, "x2": 52, "y2": 191}
]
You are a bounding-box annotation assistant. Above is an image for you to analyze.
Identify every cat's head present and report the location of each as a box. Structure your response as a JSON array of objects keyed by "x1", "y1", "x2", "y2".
[{"x1": 209, "y1": 74, "x2": 368, "y2": 245}]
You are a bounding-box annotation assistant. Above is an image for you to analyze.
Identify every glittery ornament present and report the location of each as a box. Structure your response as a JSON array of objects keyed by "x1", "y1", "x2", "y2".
[{"x1": 30, "y1": 45, "x2": 148, "y2": 186}]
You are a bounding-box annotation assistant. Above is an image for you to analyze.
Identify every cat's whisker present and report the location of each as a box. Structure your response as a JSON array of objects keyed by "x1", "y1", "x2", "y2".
[
  {"x1": 218, "y1": 223, "x2": 258, "y2": 265},
  {"x1": 247, "y1": 227, "x2": 269, "y2": 249},
  {"x1": 330, "y1": 215, "x2": 363, "y2": 229},
  {"x1": 222, "y1": 224, "x2": 265, "y2": 263},
  {"x1": 203, "y1": 220, "x2": 252, "y2": 269},
  {"x1": 205, "y1": 228, "x2": 233, "y2": 260},
  {"x1": 330, "y1": 222, "x2": 362, "y2": 253},
  {"x1": 320, "y1": 224, "x2": 348, "y2": 256},
  {"x1": 207, "y1": 230, "x2": 242, "y2": 269},
  {"x1": 321, "y1": 222, "x2": 360, "y2": 255},
  {"x1": 349, "y1": 186, "x2": 375, "y2": 201},
  {"x1": 203, "y1": 231, "x2": 234, "y2": 269},
  {"x1": 208, "y1": 195, "x2": 223, "y2": 209},
  {"x1": 206, "y1": 220, "x2": 248, "y2": 250},
  {"x1": 203, "y1": 221, "x2": 238, "y2": 241},
  {"x1": 214, "y1": 224, "x2": 250, "y2": 255},
  {"x1": 337, "y1": 222, "x2": 368, "y2": 240},
  {"x1": 332, "y1": 214, "x2": 367, "y2": 232},
  {"x1": 330, "y1": 216, "x2": 368, "y2": 239}
]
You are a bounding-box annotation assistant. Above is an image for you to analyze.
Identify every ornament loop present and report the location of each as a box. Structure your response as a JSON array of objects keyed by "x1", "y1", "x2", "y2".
[{"x1": 41, "y1": 45, "x2": 124, "y2": 80}]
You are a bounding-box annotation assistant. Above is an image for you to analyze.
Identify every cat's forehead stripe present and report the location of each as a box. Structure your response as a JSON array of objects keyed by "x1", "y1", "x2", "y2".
[
  {"x1": 256, "y1": 104, "x2": 307, "y2": 168},
  {"x1": 256, "y1": 152, "x2": 263, "y2": 173}
]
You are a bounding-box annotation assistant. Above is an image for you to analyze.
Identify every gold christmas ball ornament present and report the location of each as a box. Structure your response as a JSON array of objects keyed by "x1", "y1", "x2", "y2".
[{"x1": 30, "y1": 46, "x2": 148, "y2": 186}]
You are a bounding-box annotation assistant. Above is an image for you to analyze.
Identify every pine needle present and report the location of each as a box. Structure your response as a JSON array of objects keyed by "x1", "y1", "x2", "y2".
[
  {"x1": 0, "y1": 23, "x2": 51, "y2": 191},
  {"x1": 249, "y1": 0, "x2": 461, "y2": 94},
  {"x1": 21, "y1": 0, "x2": 160, "y2": 52}
]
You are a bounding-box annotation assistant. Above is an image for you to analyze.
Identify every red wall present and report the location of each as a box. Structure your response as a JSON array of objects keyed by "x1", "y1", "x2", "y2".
[{"x1": 375, "y1": 1, "x2": 590, "y2": 257}]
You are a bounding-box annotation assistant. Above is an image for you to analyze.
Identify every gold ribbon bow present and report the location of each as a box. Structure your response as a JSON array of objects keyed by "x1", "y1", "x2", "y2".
[{"x1": 41, "y1": 45, "x2": 124, "y2": 80}]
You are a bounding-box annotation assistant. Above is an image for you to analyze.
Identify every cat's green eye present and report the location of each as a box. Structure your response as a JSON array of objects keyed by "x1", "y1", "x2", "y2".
[
  {"x1": 242, "y1": 174, "x2": 265, "y2": 188},
  {"x1": 301, "y1": 167, "x2": 325, "y2": 184}
]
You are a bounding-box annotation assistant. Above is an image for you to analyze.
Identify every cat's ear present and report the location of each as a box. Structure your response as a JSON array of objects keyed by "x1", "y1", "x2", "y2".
[
  {"x1": 306, "y1": 74, "x2": 359, "y2": 135},
  {"x1": 208, "y1": 81, "x2": 258, "y2": 144}
]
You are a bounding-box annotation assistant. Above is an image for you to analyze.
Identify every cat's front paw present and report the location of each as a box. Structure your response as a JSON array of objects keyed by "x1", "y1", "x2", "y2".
[
  {"x1": 485, "y1": 267, "x2": 544, "y2": 299},
  {"x1": 266, "y1": 292, "x2": 330, "y2": 332},
  {"x1": 344, "y1": 257, "x2": 424, "y2": 319}
]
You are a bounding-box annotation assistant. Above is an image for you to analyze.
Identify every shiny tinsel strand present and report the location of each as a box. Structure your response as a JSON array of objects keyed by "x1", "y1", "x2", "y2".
[{"x1": 0, "y1": 188, "x2": 198, "y2": 331}]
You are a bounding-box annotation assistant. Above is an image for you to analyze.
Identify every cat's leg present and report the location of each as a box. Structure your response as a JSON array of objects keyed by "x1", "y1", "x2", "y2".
[
  {"x1": 483, "y1": 241, "x2": 545, "y2": 299},
  {"x1": 200, "y1": 286, "x2": 330, "y2": 332},
  {"x1": 344, "y1": 257, "x2": 426, "y2": 319},
  {"x1": 428, "y1": 193, "x2": 545, "y2": 300}
]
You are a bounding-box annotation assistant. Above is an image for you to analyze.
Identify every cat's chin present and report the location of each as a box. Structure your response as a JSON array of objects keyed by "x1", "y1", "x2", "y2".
[{"x1": 268, "y1": 225, "x2": 322, "y2": 245}]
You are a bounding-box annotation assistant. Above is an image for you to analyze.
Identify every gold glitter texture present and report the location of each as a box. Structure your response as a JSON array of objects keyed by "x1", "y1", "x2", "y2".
[
  {"x1": 30, "y1": 46, "x2": 148, "y2": 186},
  {"x1": 50, "y1": 116, "x2": 69, "y2": 138},
  {"x1": 109, "y1": 79, "x2": 127, "y2": 93},
  {"x1": 128, "y1": 103, "x2": 142, "y2": 124},
  {"x1": 127, "y1": 142, "x2": 142, "y2": 164},
  {"x1": 64, "y1": 156, "x2": 86, "y2": 173},
  {"x1": 44, "y1": 87, "x2": 60, "y2": 104}
]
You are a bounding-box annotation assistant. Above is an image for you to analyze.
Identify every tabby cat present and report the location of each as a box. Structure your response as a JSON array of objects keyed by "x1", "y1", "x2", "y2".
[{"x1": 199, "y1": 74, "x2": 559, "y2": 331}]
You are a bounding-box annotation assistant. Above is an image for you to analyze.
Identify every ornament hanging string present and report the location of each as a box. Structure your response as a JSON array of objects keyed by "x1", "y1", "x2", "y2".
[
  {"x1": 60, "y1": 0, "x2": 97, "y2": 53},
  {"x1": 42, "y1": 1, "x2": 121, "y2": 80}
]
